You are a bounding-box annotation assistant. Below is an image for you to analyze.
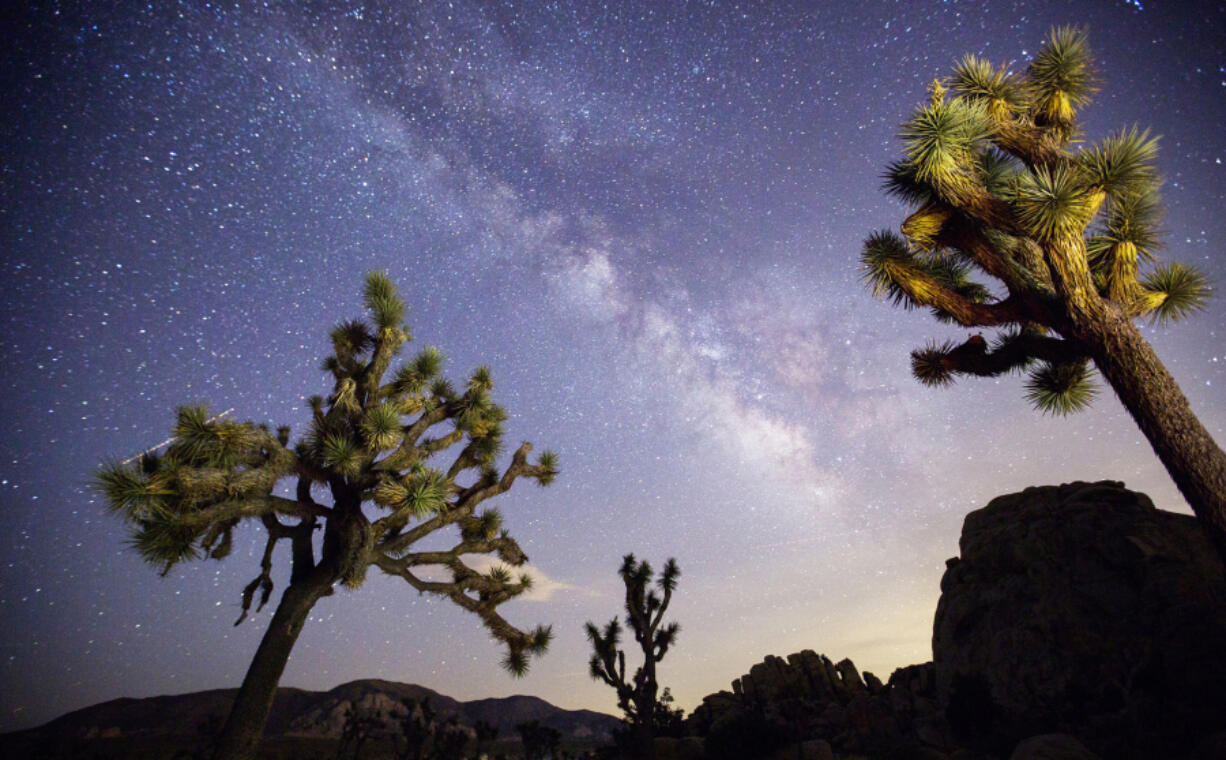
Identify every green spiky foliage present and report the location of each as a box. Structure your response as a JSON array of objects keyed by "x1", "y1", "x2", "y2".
[
  {"x1": 586, "y1": 555, "x2": 682, "y2": 760},
  {"x1": 96, "y1": 271, "x2": 559, "y2": 760},
  {"x1": 865, "y1": 27, "x2": 1210, "y2": 412},
  {"x1": 861, "y1": 26, "x2": 1226, "y2": 561}
]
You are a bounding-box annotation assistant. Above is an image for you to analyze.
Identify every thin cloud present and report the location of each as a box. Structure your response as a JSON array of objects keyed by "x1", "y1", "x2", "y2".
[{"x1": 410, "y1": 555, "x2": 579, "y2": 603}]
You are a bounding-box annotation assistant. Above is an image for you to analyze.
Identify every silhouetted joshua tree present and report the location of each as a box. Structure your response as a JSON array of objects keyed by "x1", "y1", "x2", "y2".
[
  {"x1": 586, "y1": 555, "x2": 681, "y2": 760},
  {"x1": 860, "y1": 26, "x2": 1226, "y2": 559},
  {"x1": 95, "y1": 273, "x2": 557, "y2": 760}
]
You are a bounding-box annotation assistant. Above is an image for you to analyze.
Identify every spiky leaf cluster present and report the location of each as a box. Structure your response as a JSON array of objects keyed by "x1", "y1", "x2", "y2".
[
  {"x1": 861, "y1": 26, "x2": 1210, "y2": 415},
  {"x1": 95, "y1": 407, "x2": 296, "y2": 575},
  {"x1": 98, "y1": 272, "x2": 558, "y2": 676}
]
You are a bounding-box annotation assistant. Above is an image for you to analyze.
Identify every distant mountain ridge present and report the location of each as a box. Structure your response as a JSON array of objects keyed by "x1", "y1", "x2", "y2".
[{"x1": 1, "y1": 678, "x2": 619, "y2": 759}]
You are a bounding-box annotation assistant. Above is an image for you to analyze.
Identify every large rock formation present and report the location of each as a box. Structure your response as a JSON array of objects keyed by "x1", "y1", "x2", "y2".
[
  {"x1": 688, "y1": 481, "x2": 1226, "y2": 760},
  {"x1": 934, "y1": 481, "x2": 1226, "y2": 759},
  {"x1": 687, "y1": 652, "x2": 950, "y2": 758}
]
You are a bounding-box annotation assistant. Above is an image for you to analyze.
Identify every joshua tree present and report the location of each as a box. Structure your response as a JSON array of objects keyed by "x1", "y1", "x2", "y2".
[
  {"x1": 95, "y1": 272, "x2": 558, "y2": 760},
  {"x1": 861, "y1": 27, "x2": 1226, "y2": 558},
  {"x1": 586, "y1": 555, "x2": 681, "y2": 760}
]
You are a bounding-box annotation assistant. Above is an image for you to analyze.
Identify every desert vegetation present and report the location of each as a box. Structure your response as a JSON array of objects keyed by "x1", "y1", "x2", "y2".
[
  {"x1": 860, "y1": 26, "x2": 1226, "y2": 559},
  {"x1": 96, "y1": 273, "x2": 557, "y2": 760}
]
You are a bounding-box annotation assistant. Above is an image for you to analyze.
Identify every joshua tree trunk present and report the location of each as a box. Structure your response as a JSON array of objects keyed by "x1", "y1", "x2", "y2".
[
  {"x1": 211, "y1": 578, "x2": 331, "y2": 760},
  {"x1": 633, "y1": 664, "x2": 657, "y2": 760},
  {"x1": 1076, "y1": 307, "x2": 1226, "y2": 562},
  {"x1": 633, "y1": 721, "x2": 655, "y2": 760}
]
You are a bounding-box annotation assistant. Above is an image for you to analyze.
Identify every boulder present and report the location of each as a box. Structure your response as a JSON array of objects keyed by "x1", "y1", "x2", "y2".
[
  {"x1": 933, "y1": 481, "x2": 1226, "y2": 759},
  {"x1": 686, "y1": 653, "x2": 946, "y2": 758}
]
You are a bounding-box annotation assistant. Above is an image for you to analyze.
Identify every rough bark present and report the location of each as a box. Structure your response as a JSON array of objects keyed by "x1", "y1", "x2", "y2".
[
  {"x1": 211, "y1": 578, "x2": 331, "y2": 760},
  {"x1": 633, "y1": 660, "x2": 658, "y2": 760},
  {"x1": 1077, "y1": 308, "x2": 1226, "y2": 563}
]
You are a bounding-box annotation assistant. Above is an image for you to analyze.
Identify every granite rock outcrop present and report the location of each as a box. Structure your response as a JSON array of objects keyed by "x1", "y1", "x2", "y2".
[
  {"x1": 934, "y1": 481, "x2": 1226, "y2": 758},
  {"x1": 688, "y1": 481, "x2": 1226, "y2": 760}
]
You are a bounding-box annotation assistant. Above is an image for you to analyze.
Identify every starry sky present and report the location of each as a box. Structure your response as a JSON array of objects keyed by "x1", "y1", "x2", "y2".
[{"x1": 2, "y1": 0, "x2": 1225, "y2": 734}]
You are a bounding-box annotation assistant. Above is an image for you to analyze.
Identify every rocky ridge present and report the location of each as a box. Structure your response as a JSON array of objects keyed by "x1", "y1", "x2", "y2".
[
  {"x1": 685, "y1": 481, "x2": 1226, "y2": 760},
  {"x1": 0, "y1": 678, "x2": 618, "y2": 759}
]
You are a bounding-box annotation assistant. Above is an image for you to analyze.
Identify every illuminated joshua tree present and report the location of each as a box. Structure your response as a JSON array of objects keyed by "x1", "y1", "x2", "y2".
[
  {"x1": 861, "y1": 27, "x2": 1226, "y2": 558},
  {"x1": 96, "y1": 272, "x2": 558, "y2": 760},
  {"x1": 586, "y1": 555, "x2": 681, "y2": 760}
]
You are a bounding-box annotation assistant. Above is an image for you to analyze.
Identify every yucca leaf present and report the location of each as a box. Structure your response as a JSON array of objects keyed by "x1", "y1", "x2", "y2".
[
  {"x1": 413, "y1": 347, "x2": 444, "y2": 379},
  {"x1": 373, "y1": 478, "x2": 410, "y2": 509},
  {"x1": 900, "y1": 97, "x2": 991, "y2": 189},
  {"x1": 527, "y1": 624, "x2": 552, "y2": 654},
  {"x1": 455, "y1": 388, "x2": 492, "y2": 432},
  {"x1": 330, "y1": 319, "x2": 373, "y2": 359},
  {"x1": 94, "y1": 461, "x2": 174, "y2": 521},
  {"x1": 486, "y1": 565, "x2": 512, "y2": 584},
  {"x1": 1142, "y1": 262, "x2": 1210, "y2": 324},
  {"x1": 430, "y1": 378, "x2": 456, "y2": 401},
  {"x1": 502, "y1": 648, "x2": 529, "y2": 678},
  {"x1": 479, "y1": 508, "x2": 504, "y2": 539},
  {"x1": 659, "y1": 558, "x2": 681, "y2": 592},
  {"x1": 901, "y1": 201, "x2": 951, "y2": 251},
  {"x1": 364, "y1": 271, "x2": 406, "y2": 329},
  {"x1": 169, "y1": 405, "x2": 215, "y2": 464},
  {"x1": 1087, "y1": 188, "x2": 1163, "y2": 264},
  {"x1": 470, "y1": 431, "x2": 505, "y2": 463},
  {"x1": 536, "y1": 450, "x2": 559, "y2": 486},
  {"x1": 1013, "y1": 164, "x2": 1093, "y2": 240},
  {"x1": 321, "y1": 433, "x2": 362, "y2": 476},
  {"x1": 861, "y1": 230, "x2": 919, "y2": 308},
  {"x1": 391, "y1": 365, "x2": 426, "y2": 396},
  {"x1": 1025, "y1": 360, "x2": 1098, "y2": 415},
  {"x1": 468, "y1": 365, "x2": 493, "y2": 392},
  {"x1": 1027, "y1": 26, "x2": 1095, "y2": 126},
  {"x1": 404, "y1": 467, "x2": 448, "y2": 516},
  {"x1": 951, "y1": 54, "x2": 1023, "y2": 118},
  {"x1": 1079, "y1": 127, "x2": 1159, "y2": 197},
  {"x1": 910, "y1": 340, "x2": 958, "y2": 386},
  {"x1": 881, "y1": 160, "x2": 933, "y2": 206},
  {"x1": 361, "y1": 402, "x2": 402, "y2": 451},
  {"x1": 977, "y1": 148, "x2": 1019, "y2": 198},
  {"x1": 128, "y1": 517, "x2": 202, "y2": 573}
]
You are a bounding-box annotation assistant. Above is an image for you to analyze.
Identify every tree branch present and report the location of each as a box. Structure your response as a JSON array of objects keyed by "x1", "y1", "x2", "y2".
[{"x1": 916, "y1": 329, "x2": 1088, "y2": 383}]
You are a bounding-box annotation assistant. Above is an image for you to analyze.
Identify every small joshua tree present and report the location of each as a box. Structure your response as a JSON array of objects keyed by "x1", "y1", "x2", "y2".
[
  {"x1": 586, "y1": 555, "x2": 681, "y2": 760},
  {"x1": 860, "y1": 27, "x2": 1226, "y2": 558},
  {"x1": 96, "y1": 273, "x2": 558, "y2": 760}
]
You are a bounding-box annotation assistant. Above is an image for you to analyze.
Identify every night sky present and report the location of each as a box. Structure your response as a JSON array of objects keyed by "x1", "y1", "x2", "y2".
[{"x1": 3, "y1": 0, "x2": 1224, "y2": 734}]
